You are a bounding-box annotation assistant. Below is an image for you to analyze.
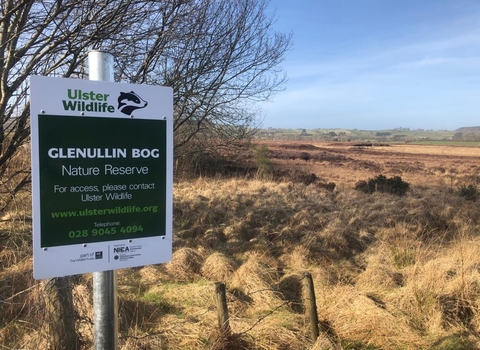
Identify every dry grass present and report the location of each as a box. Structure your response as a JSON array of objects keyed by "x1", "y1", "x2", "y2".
[
  {"x1": 2, "y1": 142, "x2": 480, "y2": 349},
  {"x1": 201, "y1": 252, "x2": 237, "y2": 282}
]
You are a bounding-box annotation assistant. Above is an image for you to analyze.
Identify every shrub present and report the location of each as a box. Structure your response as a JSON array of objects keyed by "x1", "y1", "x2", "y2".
[
  {"x1": 253, "y1": 144, "x2": 274, "y2": 178},
  {"x1": 457, "y1": 184, "x2": 478, "y2": 201},
  {"x1": 354, "y1": 180, "x2": 369, "y2": 193},
  {"x1": 355, "y1": 174, "x2": 410, "y2": 196}
]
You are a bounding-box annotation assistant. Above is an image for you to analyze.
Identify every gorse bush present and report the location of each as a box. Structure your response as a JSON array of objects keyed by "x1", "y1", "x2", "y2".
[
  {"x1": 457, "y1": 183, "x2": 478, "y2": 201},
  {"x1": 253, "y1": 145, "x2": 274, "y2": 178},
  {"x1": 355, "y1": 174, "x2": 410, "y2": 196}
]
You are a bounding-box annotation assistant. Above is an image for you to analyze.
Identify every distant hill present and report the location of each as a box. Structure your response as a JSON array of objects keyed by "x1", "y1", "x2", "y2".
[
  {"x1": 454, "y1": 126, "x2": 480, "y2": 133},
  {"x1": 452, "y1": 126, "x2": 480, "y2": 141}
]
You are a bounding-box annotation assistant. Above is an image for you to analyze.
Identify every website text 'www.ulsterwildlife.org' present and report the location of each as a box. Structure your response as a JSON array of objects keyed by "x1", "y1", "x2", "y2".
[{"x1": 50, "y1": 205, "x2": 158, "y2": 219}]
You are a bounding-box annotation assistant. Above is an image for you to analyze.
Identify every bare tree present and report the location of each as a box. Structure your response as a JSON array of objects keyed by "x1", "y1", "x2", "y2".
[
  {"x1": 109, "y1": 0, "x2": 292, "y2": 168},
  {"x1": 0, "y1": 0, "x2": 147, "y2": 207},
  {"x1": 0, "y1": 0, "x2": 291, "y2": 202}
]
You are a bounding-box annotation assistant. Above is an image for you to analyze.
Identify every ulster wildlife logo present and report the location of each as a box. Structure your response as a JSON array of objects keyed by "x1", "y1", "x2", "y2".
[{"x1": 117, "y1": 91, "x2": 148, "y2": 115}]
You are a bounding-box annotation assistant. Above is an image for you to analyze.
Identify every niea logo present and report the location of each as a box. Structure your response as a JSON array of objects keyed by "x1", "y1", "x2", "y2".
[{"x1": 117, "y1": 91, "x2": 148, "y2": 116}]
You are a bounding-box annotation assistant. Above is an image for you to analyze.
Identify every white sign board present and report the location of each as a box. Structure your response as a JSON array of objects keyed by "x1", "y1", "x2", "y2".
[{"x1": 30, "y1": 75, "x2": 173, "y2": 279}]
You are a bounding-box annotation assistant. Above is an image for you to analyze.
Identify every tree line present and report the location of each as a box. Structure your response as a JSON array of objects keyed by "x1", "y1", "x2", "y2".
[{"x1": 0, "y1": 0, "x2": 291, "y2": 199}]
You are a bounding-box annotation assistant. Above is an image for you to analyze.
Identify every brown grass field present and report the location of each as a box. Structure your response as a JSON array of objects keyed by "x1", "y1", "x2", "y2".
[{"x1": 1, "y1": 141, "x2": 480, "y2": 349}]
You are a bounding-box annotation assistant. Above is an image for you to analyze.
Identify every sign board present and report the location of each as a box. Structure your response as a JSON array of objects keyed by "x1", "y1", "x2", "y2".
[{"x1": 30, "y1": 75, "x2": 173, "y2": 279}]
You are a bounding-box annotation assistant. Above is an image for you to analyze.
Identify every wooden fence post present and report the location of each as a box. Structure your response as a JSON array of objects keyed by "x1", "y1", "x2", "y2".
[
  {"x1": 302, "y1": 272, "x2": 319, "y2": 342},
  {"x1": 214, "y1": 282, "x2": 231, "y2": 334},
  {"x1": 43, "y1": 277, "x2": 78, "y2": 349}
]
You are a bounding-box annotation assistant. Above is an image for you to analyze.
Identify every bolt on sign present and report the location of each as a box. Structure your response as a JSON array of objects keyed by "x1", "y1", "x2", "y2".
[{"x1": 30, "y1": 76, "x2": 173, "y2": 279}]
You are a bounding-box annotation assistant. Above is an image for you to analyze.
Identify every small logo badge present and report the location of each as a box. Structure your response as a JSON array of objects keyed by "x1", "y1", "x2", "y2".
[
  {"x1": 117, "y1": 91, "x2": 148, "y2": 116},
  {"x1": 95, "y1": 251, "x2": 103, "y2": 259}
]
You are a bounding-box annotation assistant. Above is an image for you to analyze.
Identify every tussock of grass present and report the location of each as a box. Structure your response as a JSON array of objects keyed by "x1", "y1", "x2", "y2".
[
  {"x1": 230, "y1": 253, "x2": 282, "y2": 311},
  {"x1": 166, "y1": 247, "x2": 205, "y2": 282},
  {"x1": 323, "y1": 285, "x2": 428, "y2": 349},
  {"x1": 200, "y1": 252, "x2": 237, "y2": 282},
  {"x1": 355, "y1": 247, "x2": 405, "y2": 292}
]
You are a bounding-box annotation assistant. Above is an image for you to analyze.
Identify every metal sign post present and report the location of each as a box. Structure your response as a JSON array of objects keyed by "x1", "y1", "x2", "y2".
[{"x1": 89, "y1": 50, "x2": 118, "y2": 350}]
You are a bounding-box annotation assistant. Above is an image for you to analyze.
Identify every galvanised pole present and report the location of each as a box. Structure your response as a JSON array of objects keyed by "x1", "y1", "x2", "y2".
[{"x1": 89, "y1": 50, "x2": 118, "y2": 350}]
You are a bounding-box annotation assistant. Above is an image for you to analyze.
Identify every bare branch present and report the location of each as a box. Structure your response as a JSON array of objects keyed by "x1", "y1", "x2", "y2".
[{"x1": 0, "y1": 0, "x2": 291, "y2": 194}]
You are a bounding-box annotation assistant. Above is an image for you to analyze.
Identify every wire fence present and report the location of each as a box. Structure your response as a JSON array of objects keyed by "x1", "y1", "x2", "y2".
[{"x1": 1, "y1": 271, "x2": 324, "y2": 349}]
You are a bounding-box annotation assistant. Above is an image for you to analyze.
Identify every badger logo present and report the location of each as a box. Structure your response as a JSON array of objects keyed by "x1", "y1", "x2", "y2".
[{"x1": 117, "y1": 91, "x2": 148, "y2": 116}]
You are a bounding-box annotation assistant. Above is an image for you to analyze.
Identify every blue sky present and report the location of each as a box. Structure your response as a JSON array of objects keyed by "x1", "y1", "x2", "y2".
[{"x1": 261, "y1": 0, "x2": 480, "y2": 130}]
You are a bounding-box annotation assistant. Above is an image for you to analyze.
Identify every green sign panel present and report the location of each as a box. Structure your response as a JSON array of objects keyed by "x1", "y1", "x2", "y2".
[{"x1": 38, "y1": 114, "x2": 166, "y2": 247}]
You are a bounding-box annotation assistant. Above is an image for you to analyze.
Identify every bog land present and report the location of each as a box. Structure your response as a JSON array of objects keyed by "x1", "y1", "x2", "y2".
[{"x1": 1, "y1": 140, "x2": 480, "y2": 349}]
